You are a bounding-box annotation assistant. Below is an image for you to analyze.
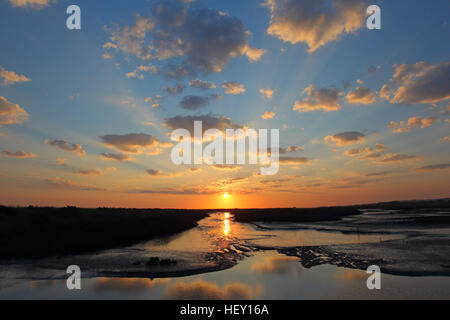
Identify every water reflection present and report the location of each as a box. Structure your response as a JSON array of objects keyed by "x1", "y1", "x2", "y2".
[
  {"x1": 251, "y1": 256, "x2": 301, "y2": 275},
  {"x1": 93, "y1": 278, "x2": 171, "y2": 293},
  {"x1": 223, "y1": 212, "x2": 231, "y2": 237},
  {"x1": 164, "y1": 280, "x2": 262, "y2": 300}
]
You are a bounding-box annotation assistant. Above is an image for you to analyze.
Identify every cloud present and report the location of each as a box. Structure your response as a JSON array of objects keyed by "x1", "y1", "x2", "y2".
[
  {"x1": 261, "y1": 111, "x2": 275, "y2": 119},
  {"x1": 163, "y1": 84, "x2": 185, "y2": 96},
  {"x1": 389, "y1": 61, "x2": 450, "y2": 105},
  {"x1": 1, "y1": 150, "x2": 36, "y2": 159},
  {"x1": 44, "y1": 177, "x2": 105, "y2": 191},
  {"x1": 264, "y1": 0, "x2": 367, "y2": 52},
  {"x1": 103, "y1": 42, "x2": 117, "y2": 49},
  {"x1": 377, "y1": 153, "x2": 419, "y2": 163},
  {"x1": 163, "y1": 114, "x2": 243, "y2": 134},
  {"x1": 441, "y1": 136, "x2": 450, "y2": 142},
  {"x1": 212, "y1": 164, "x2": 241, "y2": 171},
  {"x1": 8, "y1": 0, "x2": 53, "y2": 9},
  {"x1": 391, "y1": 61, "x2": 432, "y2": 85},
  {"x1": 163, "y1": 65, "x2": 195, "y2": 80},
  {"x1": 45, "y1": 139, "x2": 86, "y2": 155},
  {"x1": 245, "y1": 46, "x2": 266, "y2": 62},
  {"x1": 125, "y1": 70, "x2": 144, "y2": 80},
  {"x1": 346, "y1": 86, "x2": 376, "y2": 104},
  {"x1": 146, "y1": 169, "x2": 163, "y2": 177},
  {"x1": 144, "y1": 96, "x2": 161, "y2": 108},
  {"x1": 388, "y1": 117, "x2": 439, "y2": 133},
  {"x1": 100, "y1": 153, "x2": 132, "y2": 162},
  {"x1": 293, "y1": 85, "x2": 342, "y2": 112},
  {"x1": 105, "y1": 1, "x2": 259, "y2": 78},
  {"x1": 76, "y1": 169, "x2": 103, "y2": 176},
  {"x1": 280, "y1": 145, "x2": 303, "y2": 154},
  {"x1": 179, "y1": 95, "x2": 210, "y2": 111},
  {"x1": 104, "y1": 16, "x2": 154, "y2": 61},
  {"x1": 344, "y1": 143, "x2": 388, "y2": 159},
  {"x1": 99, "y1": 133, "x2": 163, "y2": 154},
  {"x1": 375, "y1": 143, "x2": 388, "y2": 152},
  {"x1": 379, "y1": 84, "x2": 392, "y2": 100},
  {"x1": 137, "y1": 65, "x2": 159, "y2": 73},
  {"x1": 0, "y1": 67, "x2": 31, "y2": 86},
  {"x1": 364, "y1": 171, "x2": 392, "y2": 177},
  {"x1": 146, "y1": 169, "x2": 183, "y2": 178},
  {"x1": 0, "y1": 96, "x2": 29, "y2": 125},
  {"x1": 131, "y1": 186, "x2": 216, "y2": 195},
  {"x1": 189, "y1": 79, "x2": 217, "y2": 90},
  {"x1": 414, "y1": 163, "x2": 450, "y2": 171},
  {"x1": 260, "y1": 88, "x2": 275, "y2": 99},
  {"x1": 279, "y1": 156, "x2": 309, "y2": 165},
  {"x1": 324, "y1": 131, "x2": 365, "y2": 146},
  {"x1": 344, "y1": 147, "x2": 373, "y2": 157},
  {"x1": 222, "y1": 81, "x2": 246, "y2": 95}
]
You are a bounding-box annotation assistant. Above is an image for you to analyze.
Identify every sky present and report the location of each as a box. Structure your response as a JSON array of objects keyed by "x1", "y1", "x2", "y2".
[{"x1": 0, "y1": 0, "x2": 449, "y2": 209}]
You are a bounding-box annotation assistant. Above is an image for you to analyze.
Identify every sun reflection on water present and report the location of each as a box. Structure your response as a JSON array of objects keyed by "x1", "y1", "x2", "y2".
[{"x1": 223, "y1": 212, "x2": 231, "y2": 236}]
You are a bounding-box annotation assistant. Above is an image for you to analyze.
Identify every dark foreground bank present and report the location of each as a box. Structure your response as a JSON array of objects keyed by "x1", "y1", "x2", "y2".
[{"x1": 0, "y1": 206, "x2": 209, "y2": 259}]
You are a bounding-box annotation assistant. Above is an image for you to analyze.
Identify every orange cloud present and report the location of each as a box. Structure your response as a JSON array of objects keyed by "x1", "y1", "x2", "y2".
[
  {"x1": 0, "y1": 67, "x2": 31, "y2": 86},
  {"x1": 1, "y1": 150, "x2": 36, "y2": 159}
]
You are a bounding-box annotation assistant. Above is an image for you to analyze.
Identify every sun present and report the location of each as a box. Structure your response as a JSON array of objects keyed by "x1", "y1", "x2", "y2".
[{"x1": 223, "y1": 193, "x2": 229, "y2": 198}]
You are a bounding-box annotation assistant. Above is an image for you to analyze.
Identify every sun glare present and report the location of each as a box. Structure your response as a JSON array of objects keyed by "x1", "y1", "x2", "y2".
[{"x1": 223, "y1": 193, "x2": 229, "y2": 198}]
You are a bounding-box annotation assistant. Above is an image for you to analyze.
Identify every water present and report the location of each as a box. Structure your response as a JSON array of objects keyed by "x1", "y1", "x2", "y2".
[
  {"x1": 135, "y1": 212, "x2": 400, "y2": 251},
  {"x1": 0, "y1": 212, "x2": 449, "y2": 299}
]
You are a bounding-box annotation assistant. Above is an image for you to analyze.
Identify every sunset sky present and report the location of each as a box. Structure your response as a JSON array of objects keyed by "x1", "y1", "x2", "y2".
[{"x1": 0, "y1": 0, "x2": 449, "y2": 208}]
